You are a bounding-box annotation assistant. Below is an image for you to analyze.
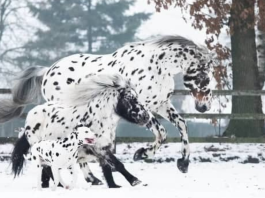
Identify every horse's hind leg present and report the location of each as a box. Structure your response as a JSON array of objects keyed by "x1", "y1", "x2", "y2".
[
  {"x1": 155, "y1": 102, "x2": 190, "y2": 173},
  {"x1": 104, "y1": 150, "x2": 141, "y2": 187}
]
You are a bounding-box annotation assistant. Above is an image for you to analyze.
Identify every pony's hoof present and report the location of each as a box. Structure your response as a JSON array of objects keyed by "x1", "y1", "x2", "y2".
[
  {"x1": 41, "y1": 182, "x2": 49, "y2": 188},
  {"x1": 177, "y1": 158, "x2": 189, "y2": 173},
  {"x1": 133, "y1": 147, "x2": 148, "y2": 161},
  {"x1": 109, "y1": 184, "x2": 121, "y2": 188},
  {"x1": 131, "y1": 178, "x2": 142, "y2": 186},
  {"x1": 92, "y1": 178, "x2": 103, "y2": 185}
]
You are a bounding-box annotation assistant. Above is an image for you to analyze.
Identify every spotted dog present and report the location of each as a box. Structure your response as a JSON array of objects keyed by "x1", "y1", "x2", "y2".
[{"x1": 23, "y1": 126, "x2": 95, "y2": 191}]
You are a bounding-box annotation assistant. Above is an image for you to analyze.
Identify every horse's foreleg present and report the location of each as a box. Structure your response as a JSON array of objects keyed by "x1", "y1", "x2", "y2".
[
  {"x1": 78, "y1": 146, "x2": 103, "y2": 185},
  {"x1": 104, "y1": 150, "x2": 141, "y2": 186},
  {"x1": 155, "y1": 102, "x2": 190, "y2": 173},
  {"x1": 99, "y1": 158, "x2": 121, "y2": 188},
  {"x1": 78, "y1": 161, "x2": 103, "y2": 185},
  {"x1": 133, "y1": 112, "x2": 167, "y2": 161}
]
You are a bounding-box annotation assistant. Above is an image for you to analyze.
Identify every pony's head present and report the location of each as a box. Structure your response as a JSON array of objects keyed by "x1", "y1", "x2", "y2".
[
  {"x1": 184, "y1": 61, "x2": 213, "y2": 113},
  {"x1": 115, "y1": 86, "x2": 150, "y2": 125}
]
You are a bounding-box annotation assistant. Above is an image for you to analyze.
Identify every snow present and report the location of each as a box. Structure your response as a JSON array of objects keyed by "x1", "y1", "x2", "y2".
[{"x1": 0, "y1": 143, "x2": 265, "y2": 197}]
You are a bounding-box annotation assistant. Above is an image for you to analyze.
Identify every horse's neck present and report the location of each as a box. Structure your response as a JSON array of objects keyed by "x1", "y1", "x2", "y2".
[{"x1": 86, "y1": 45, "x2": 187, "y2": 76}]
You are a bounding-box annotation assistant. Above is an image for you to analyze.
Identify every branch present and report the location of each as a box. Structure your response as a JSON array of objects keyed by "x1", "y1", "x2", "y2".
[{"x1": 0, "y1": 46, "x2": 25, "y2": 60}]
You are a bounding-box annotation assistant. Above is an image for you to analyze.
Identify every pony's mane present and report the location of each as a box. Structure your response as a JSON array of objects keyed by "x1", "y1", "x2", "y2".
[
  {"x1": 63, "y1": 74, "x2": 134, "y2": 106},
  {"x1": 125, "y1": 35, "x2": 209, "y2": 54}
]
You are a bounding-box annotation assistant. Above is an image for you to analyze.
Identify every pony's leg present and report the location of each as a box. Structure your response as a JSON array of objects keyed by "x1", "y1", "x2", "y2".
[
  {"x1": 103, "y1": 150, "x2": 141, "y2": 186},
  {"x1": 41, "y1": 166, "x2": 64, "y2": 188},
  {"x1": 155, "y1": 102, "x2": 190, "y2": 173},
  {"x1": 99, "y1": 158, "x2": 121, "y2": 188},
  {"x1": 78, "y1": 159, "x2": 103, "y2": 185},
  {"x1": 41, "y1": 167, "x2": 52, "y2": 188},
  {"x1": 133, "y1": 112, "x2": 167, "y2": 160}
]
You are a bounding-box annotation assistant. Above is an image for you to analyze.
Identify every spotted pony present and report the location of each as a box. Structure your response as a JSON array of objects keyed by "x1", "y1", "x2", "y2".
[
  {"x1": 1, "y1": 35, "x2": 213, "y2": 174},
  {"x1": 11, "y1": 74, "x2": 166, "y2": 188}
]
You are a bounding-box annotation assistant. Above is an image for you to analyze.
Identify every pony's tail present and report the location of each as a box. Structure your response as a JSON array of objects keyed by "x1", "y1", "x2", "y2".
[
  {"x1": 0, "y1": 66, "x2": 48, "y2": 123},
  {"x1": 11, "y1": 133, "x2": 30, "y2": 177}
]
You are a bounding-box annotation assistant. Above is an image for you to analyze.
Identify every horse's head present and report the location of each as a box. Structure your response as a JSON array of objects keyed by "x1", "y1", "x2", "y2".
[
  {"x1": 184, "y1": 63, "x2": 213, "y2": 113},
  {"x1": 115, "y1": 87, "x2": 150, "y2": 125}
]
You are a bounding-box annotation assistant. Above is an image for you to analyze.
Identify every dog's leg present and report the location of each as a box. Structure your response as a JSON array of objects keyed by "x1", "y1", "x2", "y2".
[
  {"x1": 36, "y1": 157, "x2": 42, "y2": 190},
  {"x1": 51, "y1": 167, "x2": 59, "y2": 191},
  {"x1": 58, "y1": 169, "x2": 67, "y2": 188},
  {"x1": 68, "y1": 165, "x2": 78, "y2": 190}
]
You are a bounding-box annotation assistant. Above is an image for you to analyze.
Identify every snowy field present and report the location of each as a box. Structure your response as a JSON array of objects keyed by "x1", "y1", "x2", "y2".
[{"x1": 0, "y1": 143, "x2": 265, "y2": 198}]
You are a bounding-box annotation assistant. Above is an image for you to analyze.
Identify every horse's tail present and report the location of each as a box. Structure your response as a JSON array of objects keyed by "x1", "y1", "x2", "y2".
[
  {"x1": 11, "y1": 132, "x2": 30, "y2": 177},
  {"x1": 0, "y1": 66, "x2": 48, "y2": 123}
]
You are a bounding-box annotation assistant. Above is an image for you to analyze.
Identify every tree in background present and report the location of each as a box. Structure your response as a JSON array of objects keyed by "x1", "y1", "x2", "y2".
[
  {"x1": 16, "y1": 0, "x2": 150, "y2": 68},
  {"x1": 149, "y1": 0, "x2": 265, "y2": 137},
  {"x1": 257, "y1": 0, "x2": 265, "y2": 84},
  {"x1": 0, "y1": 0, "x2": 31, "y2": 77}
]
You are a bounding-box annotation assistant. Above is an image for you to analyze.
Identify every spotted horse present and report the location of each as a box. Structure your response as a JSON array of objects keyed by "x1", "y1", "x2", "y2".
[
  {"x1": 1, "y1": 35, "x2": 213, "y2": 176},
  {"x1": 11, "y1": 74, "x2": 166, "y2": 188}
]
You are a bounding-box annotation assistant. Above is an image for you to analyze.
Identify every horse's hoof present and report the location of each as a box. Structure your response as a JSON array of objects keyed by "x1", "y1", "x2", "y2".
[
  {"x1": 177, "y1": 158, "x2": 189, "y2": 173},
  {"x1": 109, "y1": 184, "x2": 121, "y2": 188},
  {"x1": 92, "y1": 178, "x2": 103, "y2": 185},
  {"x1": 133, "y1": 147, "x2": 148, "y2": 161},
  {"x1": 131, "y1": 178, "x2": 142, "y2": 186},
  {"x1": 41, "y1": 182, "x2": 49, "y2": 188}
]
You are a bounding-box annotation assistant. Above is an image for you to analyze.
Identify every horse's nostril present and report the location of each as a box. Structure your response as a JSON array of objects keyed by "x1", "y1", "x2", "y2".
[
  {"x1": 196, "y1": 104, "x2": 207, "y2": 113},
  {"x1": 143, "y1": 111, "x2": 150, "y2": 122}
]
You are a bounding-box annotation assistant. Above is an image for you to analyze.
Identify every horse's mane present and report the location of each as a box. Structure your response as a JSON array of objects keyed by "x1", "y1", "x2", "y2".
[
  {"x1": 63, "y1": 74, "x2": 134, "y2": 106},
  {"x1": 125, "y1": 35, "x2": 209, "y2": 55}
]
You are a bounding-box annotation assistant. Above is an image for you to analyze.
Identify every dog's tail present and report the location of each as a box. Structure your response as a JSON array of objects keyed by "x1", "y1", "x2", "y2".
[{"x1": 11, "y1": 133, "x2": 30, "y2": 177}]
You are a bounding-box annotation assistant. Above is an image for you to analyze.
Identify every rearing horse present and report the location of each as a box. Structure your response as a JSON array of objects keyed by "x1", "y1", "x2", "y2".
[{"x1": 0, "y1": 35, "x2": 213, "y2": 174}]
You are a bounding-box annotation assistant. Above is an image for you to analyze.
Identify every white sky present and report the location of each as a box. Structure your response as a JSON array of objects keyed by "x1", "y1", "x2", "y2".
[{"x1": 132, "y1": 0, "x2": 208, "y2": 45}]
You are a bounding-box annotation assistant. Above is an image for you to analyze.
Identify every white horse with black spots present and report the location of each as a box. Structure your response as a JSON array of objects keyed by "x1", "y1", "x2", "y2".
[
  {"x1": 11, "y1": 74, "x2": 166, "y2": 188},
  {"x1": 1, "y1": 35, "x2": 213, "y2": 177}
]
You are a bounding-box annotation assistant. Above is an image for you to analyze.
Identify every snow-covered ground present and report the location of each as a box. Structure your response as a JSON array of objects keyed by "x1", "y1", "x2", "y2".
[{"x1": 0, "y1": 143, "x2": 265, "y2": 197}]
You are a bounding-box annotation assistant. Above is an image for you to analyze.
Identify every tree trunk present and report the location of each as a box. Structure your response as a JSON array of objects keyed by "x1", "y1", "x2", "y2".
[
  {"x1": 257, "y1": 0, "x2": 265, "y2": 87},
  {"x1": 225, "y1": 0, "x2": 264, "y2": 137}
]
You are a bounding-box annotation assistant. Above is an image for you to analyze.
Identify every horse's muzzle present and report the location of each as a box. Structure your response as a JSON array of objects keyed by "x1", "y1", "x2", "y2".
[
  {"x1": 195, "y1": 104, "x2": 207, "y2": 113},
  {"x1": 138, "y1": 111, "x2": 150, "y2": 125}
]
